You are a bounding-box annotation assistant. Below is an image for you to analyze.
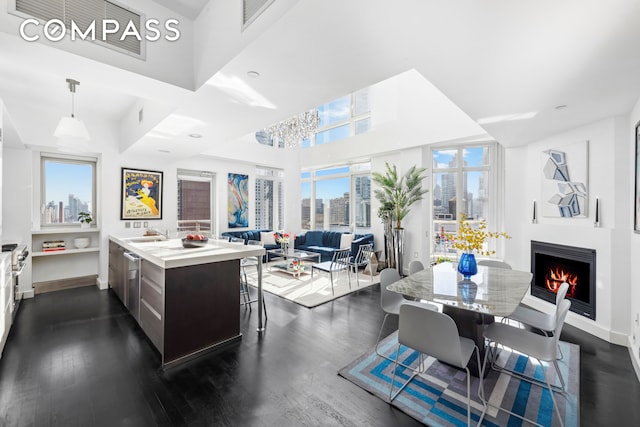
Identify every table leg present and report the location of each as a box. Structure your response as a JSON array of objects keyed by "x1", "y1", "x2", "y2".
[
  {"x1": 442, "y1": 306, "x2": 494, "y2": 378},
  {"x1": 257, "y1": 256, "x2": 265, "y2": 333}
]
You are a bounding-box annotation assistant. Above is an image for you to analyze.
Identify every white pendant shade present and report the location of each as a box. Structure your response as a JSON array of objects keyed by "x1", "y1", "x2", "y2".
[
  {"x1": 54, "y1": 116, "x2": 90, "y2": 146},
  {"x1": 55, "y1": 78, "x2": 90, "y2": 150}
]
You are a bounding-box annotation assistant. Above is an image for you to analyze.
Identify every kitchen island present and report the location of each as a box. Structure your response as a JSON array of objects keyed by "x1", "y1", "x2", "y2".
[{"x1": 109, "y1": 236, "x2": 265, "y2": 368}]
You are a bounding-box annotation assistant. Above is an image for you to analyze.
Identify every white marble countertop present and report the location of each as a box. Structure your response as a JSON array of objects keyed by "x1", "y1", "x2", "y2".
[
  {"x1": 109, "y1": 235, "x2": 265, "y2": 269},
  {"x1": 387, "y1": 262, "x2": 533, "y2": 316}
]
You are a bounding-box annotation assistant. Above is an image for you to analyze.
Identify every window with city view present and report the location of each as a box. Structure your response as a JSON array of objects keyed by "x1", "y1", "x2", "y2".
[
  {"x1": 301, "y1": 163, "x2": 371, "y2": 233},
  {"x1": 41, "y1": 155, "x2": 96, "y2": 226},
  {"x1": 256, "y1": 86, "x2": 372, "y2": 148},
  {"x1": 431, "y1": 144, "x2": 498, "y2": 256},
  {"x1": 255, "y1": 167, "x2": 284, "y2": 230},
  {"x1": 177, "y1": 169, "x2": 214, "y2": 235}
]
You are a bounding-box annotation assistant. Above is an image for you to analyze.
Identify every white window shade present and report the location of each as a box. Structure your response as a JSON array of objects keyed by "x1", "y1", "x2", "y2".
[
  {"x1": 16, "y1": 0, "x2": 63, "y2": 22},
  {"x1": 65, "y1": 0, "x2": 105, "y2": 41},
  {"x1": 105, "y1": 1, "x2": 141, "y2": 55},
  {"x1": 15, "y1": 0, "x2": 142, "y2": 56},
  {"x1": 243, "y1": 0, "x2": 273, "y2": 28}
]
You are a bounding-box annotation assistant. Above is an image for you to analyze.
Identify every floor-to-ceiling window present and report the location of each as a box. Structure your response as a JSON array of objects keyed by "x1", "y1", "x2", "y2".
[
  {"x1": 255, "y1": 167, "x2": 284, "y2": 230},
  {"x1": 301, "y1": 162, "x2": 371, "y2": 233},
  {"x1": 431, "y1": 143, "x2": 503, "y2": 257}
]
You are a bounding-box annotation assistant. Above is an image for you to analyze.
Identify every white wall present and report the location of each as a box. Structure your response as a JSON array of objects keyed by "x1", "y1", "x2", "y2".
[
  {"x1": 504, "y1": 117, "x2": 631, "y2": 346},
  {"x1": 628, "y1": 97, "x2": 640, "y2": 374},
  {"x1": 3, "y1": 137, "x2": 299, "y2": 292}
]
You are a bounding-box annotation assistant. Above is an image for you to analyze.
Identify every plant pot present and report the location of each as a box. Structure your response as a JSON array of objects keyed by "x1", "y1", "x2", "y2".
[
  {"x1": 393, "y1": 228, "x2": 404, "y2": 276},
  {"x1": 80, "y1": 222, "x2": 90, "y2": 229}
]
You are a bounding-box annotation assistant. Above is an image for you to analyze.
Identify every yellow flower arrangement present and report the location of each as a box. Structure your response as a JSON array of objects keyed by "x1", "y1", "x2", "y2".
[{"x1": 446, "y1": 214, "x2": 511, "y2": 256}]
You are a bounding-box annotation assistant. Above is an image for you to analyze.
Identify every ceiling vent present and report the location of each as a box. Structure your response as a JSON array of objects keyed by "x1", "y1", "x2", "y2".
[
  {"x1": 242, "y1": 0, "x2": 274, "y2": 29},
  {"x1": 16, "y1": 0, "x2": 142, "y2": 57}
]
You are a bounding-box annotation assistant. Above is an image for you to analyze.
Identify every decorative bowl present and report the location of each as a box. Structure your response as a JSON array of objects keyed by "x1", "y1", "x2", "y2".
[
  {"x1": 73, "y1": 237, "x2": 90, "y2": 249},
  {"x1": 182, "y1": 237, "x2": 209, "y2": 248}
]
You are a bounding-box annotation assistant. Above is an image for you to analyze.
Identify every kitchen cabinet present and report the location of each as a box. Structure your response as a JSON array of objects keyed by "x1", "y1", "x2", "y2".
[
  {"x1": 139, "y1": 260, "x2": 164, "y2": 351},
  {"x1": 109, "y1": 236, "x2": 264, "y2": 368},
  {"x1": 0, "y1": 253, "x2": 12, "y2": 359},
  {"x1": 108, "y1": 241, "x2": 126, "y2": 305}
]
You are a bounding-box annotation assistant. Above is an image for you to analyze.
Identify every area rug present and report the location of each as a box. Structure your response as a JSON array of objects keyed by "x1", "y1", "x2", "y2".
[
  {"x1": 245, "y1": 267, "x2": 378, "y2": 308},
  {"x1": 339, "y1": 332, "x2": 579, "y2": 427}
]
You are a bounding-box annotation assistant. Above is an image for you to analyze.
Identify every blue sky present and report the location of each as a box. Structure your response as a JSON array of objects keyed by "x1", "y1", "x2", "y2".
[{"x1": 45, "y1": 162, "x2": 93, "y2": 208}]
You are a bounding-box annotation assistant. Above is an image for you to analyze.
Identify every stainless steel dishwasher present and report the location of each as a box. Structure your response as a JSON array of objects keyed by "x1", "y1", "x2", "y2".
[{"x1": 123, "y1": 251, "x2": 141, "y2": 323}]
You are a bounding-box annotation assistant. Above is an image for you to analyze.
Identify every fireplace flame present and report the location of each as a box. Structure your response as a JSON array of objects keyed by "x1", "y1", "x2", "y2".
[{"x1": 545, "y1": 267, "x2": 578, "y2": 298}]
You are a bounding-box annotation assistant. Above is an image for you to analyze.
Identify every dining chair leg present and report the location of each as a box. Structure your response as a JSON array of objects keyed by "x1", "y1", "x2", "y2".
[
  {"x1": 481, "y1": 342, "x2": 563, "y2": 427},
  {"x1": 330, "y1": 271, "x2": 335, "y2": 296},
  {"x1": 374, "y1": 313, "x2": 390, "y2": 356},
  {"x1": 389, "y1": 344, "x2": 421, "y2": 402}
]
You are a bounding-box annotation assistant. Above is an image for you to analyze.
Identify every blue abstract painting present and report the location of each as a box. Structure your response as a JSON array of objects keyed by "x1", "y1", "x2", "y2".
[{"x1": 228, "y1": 173, "x2": 249, "y2": 228}]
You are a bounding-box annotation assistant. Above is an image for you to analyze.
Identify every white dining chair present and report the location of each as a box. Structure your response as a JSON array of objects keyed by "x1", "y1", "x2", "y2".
[
  {"x1": 408, "y1": 260, "x2": 424, "y2": 275},
  {"x1": 481, "y1": 298, "x2": 571, "y2": 427},
  {"x1": 390, "y1": 301, "x2": 486, "y2": 427},
  {"x1": 477, "y1": 259, "x2": 512, "y2": 269},
  {"x1": 375, "y1": 268, "x2": 437, "y2": 366},
  {"x1": 507, "y1": 281, "x2": 570, "y2": 359}
]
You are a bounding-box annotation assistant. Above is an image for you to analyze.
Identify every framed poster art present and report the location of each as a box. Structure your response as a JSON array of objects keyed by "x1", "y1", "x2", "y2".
[
  {"x1": 228, "y1": 173, "x2": 249, "y2": 228},
  {"x1": 121, "y1": 168, "x2": 163, "y2": 220},
  {"x1": 635, "y1": 122, "x2": 640, "y2": 232}
]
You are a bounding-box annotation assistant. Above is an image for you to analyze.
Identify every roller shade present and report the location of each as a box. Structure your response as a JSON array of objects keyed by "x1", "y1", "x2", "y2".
[{"x1": 15, "y1": 0, "x2": 141, "y2": 56}]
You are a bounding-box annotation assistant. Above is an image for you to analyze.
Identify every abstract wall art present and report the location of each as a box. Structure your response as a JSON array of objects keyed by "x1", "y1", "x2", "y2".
[
  {"x1": 228, "y1": 173, "x2": 249, "y2": 228},
  {"x1": 540, "y1": 140, "x2": 589, "y2": 218}
]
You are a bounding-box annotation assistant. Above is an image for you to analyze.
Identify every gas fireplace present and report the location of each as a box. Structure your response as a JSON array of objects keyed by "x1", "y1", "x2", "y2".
[{"x1": 530, "y1": 240, "x2": 596, "y2": 320}]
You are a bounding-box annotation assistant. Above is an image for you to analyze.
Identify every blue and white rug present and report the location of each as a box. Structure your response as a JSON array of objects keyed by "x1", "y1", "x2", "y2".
[{"x1": 338, "y1": 332, "x2": 579, "y2": 426}]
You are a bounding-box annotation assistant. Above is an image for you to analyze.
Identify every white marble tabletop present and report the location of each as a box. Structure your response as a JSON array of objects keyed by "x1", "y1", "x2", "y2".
[{"x1": 387, "y1": 262, "x2": 533, "y2": 316}]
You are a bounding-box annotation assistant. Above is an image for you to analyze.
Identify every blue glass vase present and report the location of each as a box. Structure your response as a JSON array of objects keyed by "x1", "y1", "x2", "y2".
[
  {"x1": 458, "y1": 252, "x2": 477, "y2": 279},
  {"x1": 458, "y1": 279, "x2": 478, "y2": 305}
]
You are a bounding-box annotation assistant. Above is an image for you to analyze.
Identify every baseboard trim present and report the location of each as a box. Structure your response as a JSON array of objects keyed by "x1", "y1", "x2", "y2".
[
  {"x1": 96, "y1": 277, "x2": 108, "y2": 290},
  {"x1": 629, "y1": 336, "x2": 640, "y2": 384},
  {"x1": 34, "y1": 275, "x2": 98, "y2": 294}
]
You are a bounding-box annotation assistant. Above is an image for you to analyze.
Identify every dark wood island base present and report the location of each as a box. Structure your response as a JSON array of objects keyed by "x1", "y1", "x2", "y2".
[
  {"x1": 109, "y1": 236, "x2": 264, "y2": 369},
  {"x1": 163, "y1": 260, "x2": 241, "y2": 367}
]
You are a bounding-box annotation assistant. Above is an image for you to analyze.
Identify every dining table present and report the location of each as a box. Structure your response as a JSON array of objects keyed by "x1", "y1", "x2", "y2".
[{"x1": 387, "y1": 261, "x2": 533, "y2": 376}]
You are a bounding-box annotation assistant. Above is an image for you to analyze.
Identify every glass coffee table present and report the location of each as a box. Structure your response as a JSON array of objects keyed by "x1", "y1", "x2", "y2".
[{"x1": 267, "y1": 249, "x2": 321, "y2": 278}]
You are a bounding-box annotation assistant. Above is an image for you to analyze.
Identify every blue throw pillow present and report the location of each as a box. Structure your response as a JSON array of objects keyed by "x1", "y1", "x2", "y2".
[{"x1": 304, "y1": 231, "x2": 324, "y2": 246}]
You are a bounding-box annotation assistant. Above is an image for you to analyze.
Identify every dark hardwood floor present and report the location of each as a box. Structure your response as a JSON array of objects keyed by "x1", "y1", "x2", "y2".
[{"x1": 1, "y1": 284, "x2": 639, "y2": 426}]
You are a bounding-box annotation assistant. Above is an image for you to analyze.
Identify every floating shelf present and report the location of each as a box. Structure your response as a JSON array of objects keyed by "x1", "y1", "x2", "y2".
[
  {"x1": 32, "y1": 228, "x2": 100, "y2": 235},
  {"x1": 32, "y1": 248, "x2": 100, "y2": 257}
]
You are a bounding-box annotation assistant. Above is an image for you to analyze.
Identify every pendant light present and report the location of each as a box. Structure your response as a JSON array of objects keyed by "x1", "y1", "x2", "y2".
[{"x1": 54, "y1": 78, "x2": 90, "y2": 148}]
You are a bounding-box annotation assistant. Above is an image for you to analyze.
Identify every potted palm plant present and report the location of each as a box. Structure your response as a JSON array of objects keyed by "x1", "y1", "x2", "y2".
[
  {"x1": 372, "y1": 162, "x2": 428, "y2": 275},
  {"x1": 78, "y1": 211, "x2": 93, "y2": 228}
]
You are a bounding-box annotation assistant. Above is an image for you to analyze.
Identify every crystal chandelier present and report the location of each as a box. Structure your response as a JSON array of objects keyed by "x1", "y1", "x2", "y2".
[{"x1": 263, "y1": 109, "x2": 320, "y2": 148}]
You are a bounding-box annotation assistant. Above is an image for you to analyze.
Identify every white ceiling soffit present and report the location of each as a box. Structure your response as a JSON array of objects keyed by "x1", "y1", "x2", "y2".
[{"x1": 151, "y1": 0, "x2": 209, "y2": 20}]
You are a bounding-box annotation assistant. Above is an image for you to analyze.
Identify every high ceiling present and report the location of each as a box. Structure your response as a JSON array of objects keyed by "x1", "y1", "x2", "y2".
[{"x1": 1, "y1": 0, "x2": 640, "y2": 159}]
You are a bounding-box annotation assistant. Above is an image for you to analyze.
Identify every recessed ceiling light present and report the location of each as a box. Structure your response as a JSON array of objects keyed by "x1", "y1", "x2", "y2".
[
  {"x1": 247, "y1": 71, "x2": 260, "y2": 78},
  {"x1": 189, "y1": 133, "x2": 203, "y2": 139},
  {"x1": 554, "y1": 105, "x2": 568, "y2": 110},
  {"x1": 158, "y1": 149, "x2": 170, "y2": 153}
]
